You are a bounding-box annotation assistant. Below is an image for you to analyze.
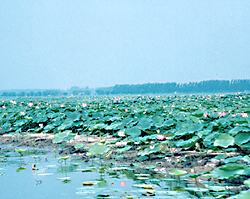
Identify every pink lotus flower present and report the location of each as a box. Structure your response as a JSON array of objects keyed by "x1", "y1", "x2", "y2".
[
  {"x1": 171, "y1": 105, "x2": 175, "y2": 107},
  {"x1": 20, "y1": 112, "x2": 25, "y2": 115},
  {"x1": 125, "y1": 108, "x2": 128, "y2": 112},
  {"x1": 203, "y1": 113, "x2": 209, "y2": 118},
  {"x1": 241, "y1": 113, "x2": 248, "y2": 117},
  {"x1": 231, "y1": 114, "x2": 237, "y2": 117},
  {"x1": 28, "y1": 103, "x2": 33, "y2": 107},
  {"x1": 218, "y1": 112, "x2": 226, "y2": 117},
  {"x1": 60, "y1": 104, "x2": 65, "y2": 107},
  {"x1": 163, "y1": 106, "x2": 167, "y2": 108},
  {"x1": 81, "y1": 103, "x2": 87, "y2": 107},
  {"x1": 118, "y1": 131, "x2": 125, "y2": 137},
  {"x1": 120, "y1": 181, "x2": 126, "y2": 186},
  {"x1": 2, "y1": 106, "x2": 6, "y2": 109},
  {"x1": 157, "y1": 134, "x2": 166, "y2": 141},
  {"x1": 39, "y1": 123, "x2": 43, "y2": 128}
]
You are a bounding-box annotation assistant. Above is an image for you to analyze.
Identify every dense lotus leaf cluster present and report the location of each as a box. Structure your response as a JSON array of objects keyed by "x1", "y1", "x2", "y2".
[
  {"x1": 0, "y1": 93, "x2": 250, "y2": 151},
  {"x1": 1, "y1": 93, "x2": 250, "y2": 197}
]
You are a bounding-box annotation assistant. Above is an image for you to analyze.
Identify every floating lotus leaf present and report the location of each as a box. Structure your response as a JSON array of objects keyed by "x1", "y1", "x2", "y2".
[
  {"x1": 125, "y1": 195, "x2": 137, "y2": 199},
  {"x1": 60, "y1": 155, "x2": 71, "y2": 160},
  {"x1": 74, "y1": 143, "x2": 84, "y2": 149},
  {"x1": 210, "y1": 167, "x2": 245, "y2": 180},
  {"x1": 229, "y1": 126, "x2": 250, "y2": 136},
  {"x1": 162, "y1": 119, "x2": 175, "y2": 127},
  {"x1": 206, "y1": 185, "x2": 225, "y2": 192},
  {"x1": 169, "y1": 169, "x2": 187, "y2": 176},
  {"x1": 243, "y1": 155, "x2": 250, "y2": 163},
  {"x1": 244, "y1": 179, "x2": 250, "y2": 187},
  {"x1": 65, "y1": 112, "x2": 81, "y2": 121},
  {"x1": 82, "y1": 181, "x2": 98, "y2": 186},
  {"x1": 235, "y1": 132, "x2": 250, "y2": 145},
  {"x1": 16, "y1": 167, "x2": 26, "y2": 172},
  {"x1": 125, "y1": 127, "x2": 141, "y2": 137},
  {"x1": 15, "y1": 148, "x2": 26, "y2": 153},
  {"x1": 88, "y1": 144, "x2": 110, "y2": 155},
  {"x1": 220, "y1": 163, "x2": 245, "y2": 171},
  {"x1": 223, "y1": 156, "x2": 243, "y2": 163},
  {"x1": 137, "y1": 118, "x2": 152, "y2": 130},
  {"x1": 214, "y1": 133, "x2": 234, "y2": 148},
  {"x1": 133, "y1": 184, "x2": 155, "y2": 189},
  {"x1": 234, "y1": 192, "x2": 250, "y2": 199}
]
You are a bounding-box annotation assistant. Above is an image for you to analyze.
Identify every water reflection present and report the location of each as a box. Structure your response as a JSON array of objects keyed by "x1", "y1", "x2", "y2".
[{"x1": 0, "y1": 147, "x2": 208, "y2": 198}]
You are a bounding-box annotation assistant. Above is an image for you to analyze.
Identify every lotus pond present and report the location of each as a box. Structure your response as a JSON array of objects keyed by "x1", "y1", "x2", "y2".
[
  {"x1": 0, "y1": 146, "x2": 214, "y2": 199},
  {"x1": 1, "y1": 93, "x2": 250, "y2": 198}
]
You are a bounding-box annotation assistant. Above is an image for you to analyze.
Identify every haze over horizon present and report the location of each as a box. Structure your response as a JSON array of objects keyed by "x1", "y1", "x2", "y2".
[{"x1": 1, "y1": 1, "x2": 250, "y2": 90}]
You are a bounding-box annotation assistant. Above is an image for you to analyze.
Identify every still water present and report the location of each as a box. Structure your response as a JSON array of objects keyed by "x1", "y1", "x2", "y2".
[{"x1": 0, "y1": 147, "x2": 209, "y2": 199}]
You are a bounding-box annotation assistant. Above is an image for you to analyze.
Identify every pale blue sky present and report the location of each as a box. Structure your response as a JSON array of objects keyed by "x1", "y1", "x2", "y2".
[{"x1": 1, "y1": 1, "x2": 250, "y2": 90}]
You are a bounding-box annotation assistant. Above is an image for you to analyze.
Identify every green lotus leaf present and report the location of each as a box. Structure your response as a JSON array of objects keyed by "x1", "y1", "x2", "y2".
[
  {"x1": 210, "y1": 167, "x2": 245, "y2": 179},
  {"x1": 220, "y1": 163, "x2": 245, "y2": 171},
  {"x1": 15, "y1": 148, "x2": 26, "y2": 153},
  {"x1": 74, "y1": 143, "x2": 84, "y2": 149},
  {"x1": 60, "y1": 155, "x2": 71, "y2": 160},
  {"x1": 152, "y1": 116, "x2": 164, "y2": 127},
  {"x1": 229, "y1": 126, "x2": 250, "y2": 136},
  {"x1": 14, "y1": 119, "x2": 27, "y2": 127},
  {"x1": 235, "y1": 132, "x2": 250, "y2": 145},
  {"x1": 174, "y1": 136, "x2": 199, "y2": 148},
  {"x1": 212, "y1": 154, "x2": 228, "y2": 160},
  {"x1": 91, "y1": 112, "x2": 103, "y2": 119},
  {"x1": 132, "y1": 184, "x2": 155, "y2": 189},
  {"x1": 188, "y1": 123, "x2": 203, "y2": 132},
  {"x1": 214, "y1": 133, "x2": 234, "y2": 148},
  {"x1": 58, "y1": 144, "x2": 66, "y2": 149},
  {"x1": 223, "y1": 156, "x2": 243, "y2": 163},
  {"x1": 137, "y1": 118, "x2": 152, "y2": 130},
  {"x1": 206, "y1": 185, "x2": 225, "y2": 192},
  {"x1": 105, "y1": 122, "x2": 123, "y2": 130},
  {"x1": 244, "y1": 179, "x2": 250, "y2": 187},
  {"x1": 234, "y1": 192, "x2": 250, "y2": 199},
  {"x1": 243, "y1": 155, "x2": 250, "y2": 163},
  {"x1": 162, "y1": 119, "x2": 175, "y2": 127},
  {"x1": 16, "y1": 167, "x2": 26, "y2": 172},
  {"x1": 88, "y1": 144, "x2": 110, "y2": 155},
  {"x1": 197, "y1": 129, "x2": 211, "y2": 137},
  {"x1": 125, "y1": 127, "x2": 141, "y2": 137},
  {"x1": 169, "y1": 169, "x2": 187, "y2": 176},
  {"x1": 65, "y1": 112, "x2": 81, "y2": 121}
]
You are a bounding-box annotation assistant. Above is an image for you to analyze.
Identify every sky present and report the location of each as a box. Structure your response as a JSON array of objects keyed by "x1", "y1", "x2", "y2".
[{"x1": 1, "y1": 1, "x2": 250, "y2": 90}]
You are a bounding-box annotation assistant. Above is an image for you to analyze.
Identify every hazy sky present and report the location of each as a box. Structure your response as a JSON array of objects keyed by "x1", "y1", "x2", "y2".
[{"x1": 1, "y1": 1, "x2": 250, "y2": 90}]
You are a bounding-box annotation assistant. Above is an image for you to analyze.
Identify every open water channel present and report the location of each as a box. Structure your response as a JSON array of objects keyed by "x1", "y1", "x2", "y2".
[{"x1": 0, "y1": 146, "x2": 215, "y2": 199}]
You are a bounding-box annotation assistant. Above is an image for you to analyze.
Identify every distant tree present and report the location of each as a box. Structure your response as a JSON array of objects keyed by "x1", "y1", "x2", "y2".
[
  {"x1": 1, "y1": 92, "x2": 8, "y2": 96},
  {"x1": 17, "y1": 92, "x2": 26, "y2": 97}
]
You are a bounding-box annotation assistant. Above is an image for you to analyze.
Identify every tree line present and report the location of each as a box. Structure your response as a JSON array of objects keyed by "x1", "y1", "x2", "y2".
[
  {"x1": 96, "y1": 79, "x2": 250, "y2": 95},
  {"x1": 1, "y1": 87, "x2": 91, "y2": 97}
]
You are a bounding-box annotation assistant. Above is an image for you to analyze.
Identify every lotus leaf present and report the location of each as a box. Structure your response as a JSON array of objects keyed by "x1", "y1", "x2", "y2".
[
  {"x1": 229, "y1": 126, "x2": 250, "y2": 136},
  {"x1": 243, "y1": 155, "x2": 250, "y2": 163},
  {"x1": 169, "y1": 169, "x2": 187, "y2": 176},
  {"x1": 125, "y1": 127, "x2": 141, "y2": 137},
  {"x1": 88, "y1": 144, "x2": 110, "y2": 155},
  {"x1": 214, "y1": 133, "x2": 234, "y2": 148},
  {"x1": 223, "y1": 156, "x2": 243, "y2": 163},
  {"x1": 137, "y1": 118, "x2": 152, "y2": 130},
  {"x1": 235, "y1": 132, "x2": 250, "y2": 145},
  {"x1": 74, "y1": 143, "x2": 84, "y2": 149}
]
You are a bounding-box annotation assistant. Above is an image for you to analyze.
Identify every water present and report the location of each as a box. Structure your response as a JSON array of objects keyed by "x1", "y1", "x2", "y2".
[{"x1": 0, "y1": 147, "x2": 210, "y2": 199}]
